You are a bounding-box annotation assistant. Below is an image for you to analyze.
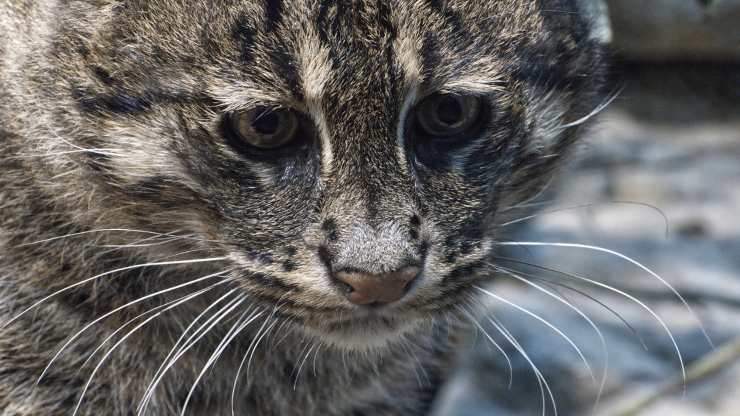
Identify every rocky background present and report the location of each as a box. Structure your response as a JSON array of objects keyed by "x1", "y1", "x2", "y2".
[{"x1": 433, "y1": 2, "x2": 740, "y2": 415}]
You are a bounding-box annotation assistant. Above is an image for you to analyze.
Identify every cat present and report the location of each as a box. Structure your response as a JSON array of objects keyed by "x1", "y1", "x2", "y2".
[{"x1": 0, "y1": 0, "x2": 607, "y2": 414}]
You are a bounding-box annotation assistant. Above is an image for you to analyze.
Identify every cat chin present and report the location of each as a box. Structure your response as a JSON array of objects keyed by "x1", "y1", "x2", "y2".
[{"x1": 303, "y1": 317, "x2": 423, "y2": 353}]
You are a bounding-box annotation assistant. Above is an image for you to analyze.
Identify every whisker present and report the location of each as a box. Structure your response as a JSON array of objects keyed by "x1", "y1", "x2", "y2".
[
  {"x1": 138, "y1": 291, "x2": 244, "y2": 416},
  {"x1": 397, "y1": 338, "x2": 424, "y2": 388},
  {"x1": 18, "y1": 228, "x2": 222, "y2": 248},
  {"x1": 492, "y1": 255, "x2": 687, "y2": 392},
  {"x1": 311, "y1": 342, "x2": 323, "y2": 378},
  {"x1": 491, "y1": 264, "x2": 608, "y2": 407},
  {"x1": 77, "y1": 279, "x2": 231, "y2": 371},
  {"x1": 557, "y1": 87, "x2": 622, "y2": 130},
  {"x1": 2, "y1": 257, "x2": 229, "y2": 331},
  {"x1": 146, "y1": 286, "x2": 240, "y2": 401},
  {"x1": 488, "y1": 315, "x2": 557, "y2": 416},
  {"x1": 292, "y1": 342, "x2": 317, "y2": 390},
  {"x1": 231, "y1": 316, "x2": 278, "y2": 416},
  {"x1": 180, "y1": 308, "x2": 262, "y2": 416},
  {"x1": 496, "y1": 201, "x2": 669, "y2": 236},
  {"x1": 14, "y1": 149, "x2": 125, "y2": 159},
  {"x1": 457, "y1": 305, "x2": 513, "y2": 388},
  {"x1": 71, "y1": 284, "x2": 229, "y2": 416},
  {"x1": 154, "y1": 248, "x2": 215, "y2": 262},
  {"x1": 495, "y1": 257, "x2": 649, "y2": 350},
  {"x1": 98, "y1": 235, "x2": 193, "y2": 251},
  {"x1": 495, "y1": 241, "x2": 713, "y2": 348},
  {"x1": 37, "y1": 270, "x2": 233, "y2": 384},
  {"x1": 474, "y1": 285, "x2": 596, "y2": 383}
]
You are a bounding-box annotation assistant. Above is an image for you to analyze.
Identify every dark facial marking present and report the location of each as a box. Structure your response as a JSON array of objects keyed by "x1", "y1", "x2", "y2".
[
  {"x1": 247, "y1": 271, "x2": 298, "y2": 292},
  {"x1": 321, "y1": 217, "x2": 339, "y2": 242},
  {"x1": 264, "y1": 0, "x2": 284, "y2": 32},
  {"x1": 282, "y1": 260, "x2": 298, "y2": 272},
  {"x1": 71, "y1": 85, "x2": 151, "y2": 115},
  {"x1": 232, "y1": 15, "x2": 256, "y2": 64}
]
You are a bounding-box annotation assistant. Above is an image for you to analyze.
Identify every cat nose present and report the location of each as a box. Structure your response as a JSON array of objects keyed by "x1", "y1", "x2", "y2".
[{"x1": 334, "y1": 266, "x2": 420, "y2": 306}]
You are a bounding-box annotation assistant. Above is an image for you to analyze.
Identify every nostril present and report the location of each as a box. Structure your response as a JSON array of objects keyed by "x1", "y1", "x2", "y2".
[{"x1": 334, "y1": 266, "x2": 420, "y2": 306}]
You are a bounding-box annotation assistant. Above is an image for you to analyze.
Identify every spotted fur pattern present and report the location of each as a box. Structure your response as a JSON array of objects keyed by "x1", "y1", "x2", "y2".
[{"x1": 0, "y1": 1, "x2": 606, "y2": 414}]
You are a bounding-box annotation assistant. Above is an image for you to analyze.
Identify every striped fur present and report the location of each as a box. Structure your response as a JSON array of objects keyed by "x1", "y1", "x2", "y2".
[{"x1": 0, "y1": 1, "x2": 606, "y2": 414}]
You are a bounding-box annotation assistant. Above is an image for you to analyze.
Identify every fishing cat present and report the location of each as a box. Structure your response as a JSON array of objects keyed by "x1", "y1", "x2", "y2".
[{"x1": 0, "y1": 0, "x2": 607, "y2": 414}]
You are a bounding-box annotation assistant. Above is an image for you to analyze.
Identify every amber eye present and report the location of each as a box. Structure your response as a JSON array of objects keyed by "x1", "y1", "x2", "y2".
[
  {"x1": 414, "y1": 94, "x2": 483, "y2": 137},
  {"x1": 228, "y1": 107, "x2": 300, "y2": 149}
]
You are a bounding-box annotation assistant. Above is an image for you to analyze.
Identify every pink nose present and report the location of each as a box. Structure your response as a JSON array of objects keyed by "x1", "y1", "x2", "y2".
[{"x1": 334, "y1": 266, "x2": 420, "y2": 306}]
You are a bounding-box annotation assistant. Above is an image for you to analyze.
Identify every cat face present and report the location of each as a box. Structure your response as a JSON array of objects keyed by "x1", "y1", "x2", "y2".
[{"x1": 55, "y1": 0, "x2": 605, "y2": 349}]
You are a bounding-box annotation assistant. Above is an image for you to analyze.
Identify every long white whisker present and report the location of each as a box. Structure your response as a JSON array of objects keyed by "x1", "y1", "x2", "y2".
[
  {"x1": 474, "y1": 285, "x2": 595, "y2": 383},
  {"x1": 457, "y1": 306, "x2": 513, "y2": 388},
  {"x1": 15, "y1": 149, "x2": 125, "y2": 158},
  {"x1": 488, "y1": 316, "x2": 557, "y2": 416},
  {"x1": 180, "y1": 308, "x2": 262, "y2": 416},
  {"x1": 19, "y1": 229, "x2": 170, "y2": 247},
  {"x1": 2, "y1": 257, "x2": 228, "y2": 331},
  {"x1": 77, "y1": 280, "x2": 231, "y2": 371},
  {"x1": 18, "y1": 228, "x2": 221, "y2": 248},
  {"x1": 145, "y1": 286, "x2": 240, "y2": 402},
  {"x1": 37, "y1": 270, "x2": 232, "y2": 384},
  {"x1": 138, "y1": 292, "x2": 244, "y2": 416},
  {"x1": 557, "y1": 87, "x2": 622, "y2": 130},
  {"x1": 496, "y1": 201, "x2": 669, "y2": 236},
  {"x1": 493, "y1": 265, "x2": 608, "y2": 407},
  {"x1": 496, "y1": 241, "x2": 712, "y2": 348},
  {"x1": 231, "y1": 315, "x2": 277, "y2": 416},
  {"x1": 293, "y1": 342, "x2": 317, "y2": 390},
  {"x1": 311, "y1": 342, "x2": 323, "y2": 377},
  {"x1": 494, "y1": 256, "x2": 687, "y2": 391},
  {"x1": 494, "y1": 257, "x2": 650, "y2": 350},
  {"x1": 71, "y1": 284, "x2": 225, "y2": 416}
]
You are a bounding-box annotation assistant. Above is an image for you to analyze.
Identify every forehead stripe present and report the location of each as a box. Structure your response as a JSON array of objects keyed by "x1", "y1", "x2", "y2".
[{"x1": 264, "y1": 0, "x2": 284, "y2": 32}]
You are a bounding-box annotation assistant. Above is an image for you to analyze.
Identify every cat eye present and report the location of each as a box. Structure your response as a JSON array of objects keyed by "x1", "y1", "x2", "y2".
[
  {"x1": 414, "y1": 93, "x2": 484, "y2": 138},
  {"x1": 228, "y1": 107, "x2": 300, "y2": 149}
]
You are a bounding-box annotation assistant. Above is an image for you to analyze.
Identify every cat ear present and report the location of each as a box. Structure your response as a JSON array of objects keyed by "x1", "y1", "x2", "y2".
[{"x1": 577, "y1": 0, "x2": 612, "y2": 44}]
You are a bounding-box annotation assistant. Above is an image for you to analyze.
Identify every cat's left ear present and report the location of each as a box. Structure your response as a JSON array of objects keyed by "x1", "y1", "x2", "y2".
[{"x1": 577, "y1": 0, "x2": 612, "y2": 44}]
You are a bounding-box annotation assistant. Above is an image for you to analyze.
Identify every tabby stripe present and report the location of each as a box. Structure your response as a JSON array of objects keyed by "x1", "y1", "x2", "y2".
[
  {"x1": 232, "y1": 14, "x2": 256, "y2": 64},
  {"x1": 264, "y1": 0, "x2": 284, "y2": 32},
  {"x1": 71, "y1": 86, "x2": 203, "y2": 115},
  {"x1": 247, "y1": 271, "x2": 299, "y2": 292}
]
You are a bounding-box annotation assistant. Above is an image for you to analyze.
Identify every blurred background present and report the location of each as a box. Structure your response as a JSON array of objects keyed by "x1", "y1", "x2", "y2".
[{"x1": 434, "y1": 1, "x2": 740, "y2": 415}]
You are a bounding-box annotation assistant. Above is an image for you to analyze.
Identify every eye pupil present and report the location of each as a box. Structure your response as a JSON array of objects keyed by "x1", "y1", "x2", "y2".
[
  {"x1": 253, "y1": 111, "x2": 281, "y2": 136},
  {"x1": 414, "y1": 93, "x2": 484, "y2": 138},
  {"x1": 436, "y1": 96, "x2": 462, "y2": 126},
  {"x1": 227, "y1": 107, "x2": 301, "y2": 150}
]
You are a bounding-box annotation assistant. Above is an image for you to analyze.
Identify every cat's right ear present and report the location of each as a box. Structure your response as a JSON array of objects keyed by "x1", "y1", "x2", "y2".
[{"x1": 577, "y1": 0, "x2": 613, "y2": 45}]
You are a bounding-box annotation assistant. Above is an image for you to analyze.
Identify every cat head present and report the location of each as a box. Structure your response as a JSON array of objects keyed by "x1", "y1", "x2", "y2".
[{"x1": 33, "y1": 0, "x2": 606, "y2": 350}]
